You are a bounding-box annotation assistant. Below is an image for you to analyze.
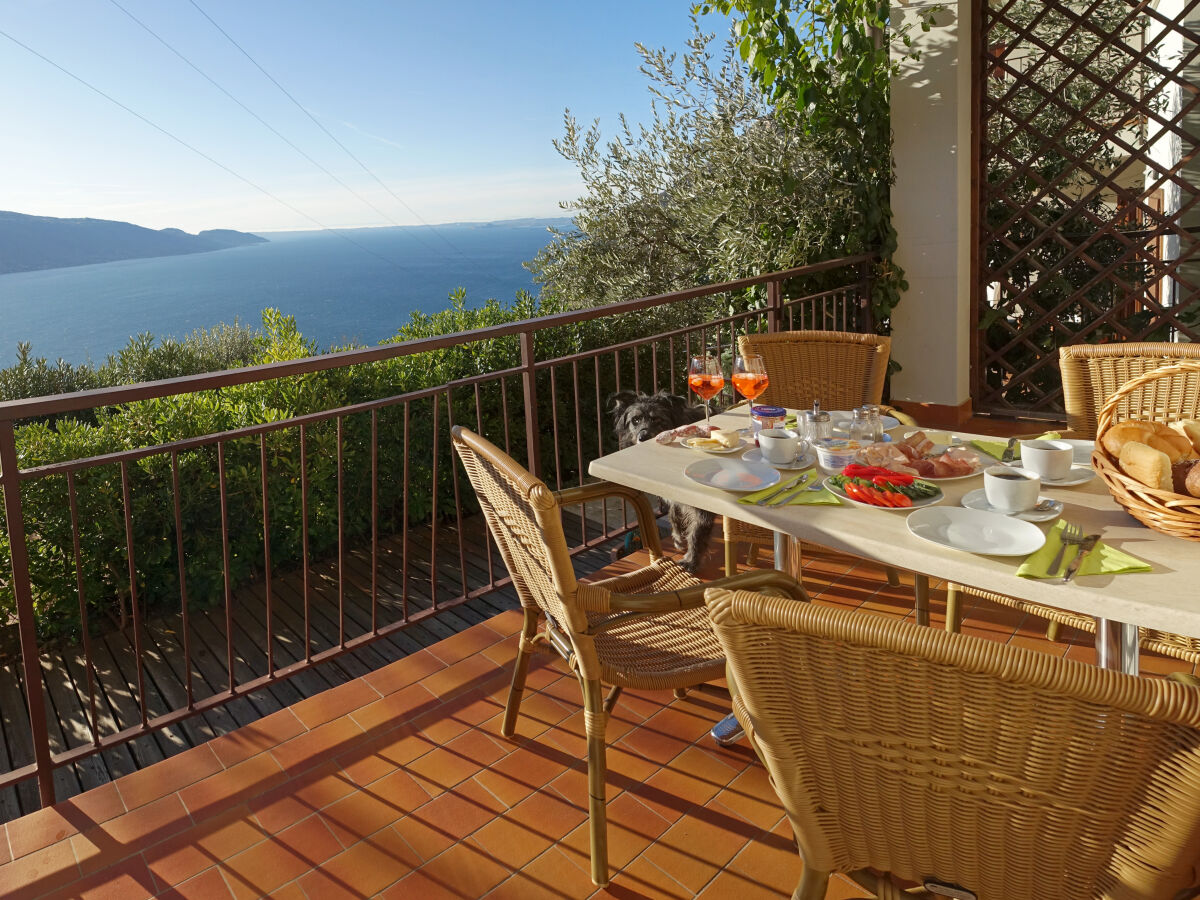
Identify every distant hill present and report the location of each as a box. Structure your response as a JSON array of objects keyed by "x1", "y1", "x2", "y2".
[{"x1": 0, "y1": 211, "x2": 268, "y2": 275}]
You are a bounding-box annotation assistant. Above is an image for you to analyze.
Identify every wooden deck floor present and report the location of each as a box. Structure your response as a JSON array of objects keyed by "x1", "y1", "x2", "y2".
[{"x1": 0, "y1": 505, "x2": 629, "y2": 824}]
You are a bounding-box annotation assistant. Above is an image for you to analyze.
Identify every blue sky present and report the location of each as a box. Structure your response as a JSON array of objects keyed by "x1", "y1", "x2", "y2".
[{"x1": 0, "y1": 1, "x2": 720, "y2": 233}]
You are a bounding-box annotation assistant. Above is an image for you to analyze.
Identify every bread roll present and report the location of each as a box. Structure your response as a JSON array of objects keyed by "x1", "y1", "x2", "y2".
[
  {"x1": 1187, "y1": 461, "x2": 1200, "y2": 499},
  {"x1": 1172, "y1": 460, "x2": 1194, "y2": 494},
  {"x1": 1172, "y1": 418, "x2": 1200, "y2": 454},
  {"x1": 1119, "y1": 440, "x2": 1172, "y2": 491},
  {"x1": 1102, "y1": 420, "x2": 1158, "y2": 457},
  {"x1": 1146, "y1": 430, "x2": 1194, "y2": 463}
]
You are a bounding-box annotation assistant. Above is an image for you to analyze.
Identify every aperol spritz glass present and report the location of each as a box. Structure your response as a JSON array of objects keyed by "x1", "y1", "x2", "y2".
[
  {"x1": 732, "y1": 353, "x2": 768, "y2": 432},
  {"x1": 687, "y1": 352, "x2": 724, "y2": 429}
]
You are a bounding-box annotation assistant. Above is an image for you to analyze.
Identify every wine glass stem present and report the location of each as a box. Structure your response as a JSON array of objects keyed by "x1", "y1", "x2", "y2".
[{"x1": 704, "y1": 400, "x2": 711, "y2": 429}]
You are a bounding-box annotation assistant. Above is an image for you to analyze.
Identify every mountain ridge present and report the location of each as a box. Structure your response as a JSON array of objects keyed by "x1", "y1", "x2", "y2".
[{"x1": 0, "y1": 211, "x2": 267, "y2": 275}]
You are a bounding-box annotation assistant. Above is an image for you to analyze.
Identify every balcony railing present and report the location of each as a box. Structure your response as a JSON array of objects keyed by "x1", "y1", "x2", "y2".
[{"x1": 0, "y1": 254, "x2": 875, "y2": 813}]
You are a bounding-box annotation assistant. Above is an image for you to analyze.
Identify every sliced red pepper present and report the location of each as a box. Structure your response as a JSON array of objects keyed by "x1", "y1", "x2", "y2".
[
  {"x1": 842, "y1": 464, "x2": 886, "y2": 478},
  {"x1": 844, "y1": 483, "x2": 868, "y2": 503},
  {"x1": 889, "y1": 491, "x2": 913, "y2": 507},
  {"x1": 872, "y1": 473, "x2": 914, "y2": 487}
]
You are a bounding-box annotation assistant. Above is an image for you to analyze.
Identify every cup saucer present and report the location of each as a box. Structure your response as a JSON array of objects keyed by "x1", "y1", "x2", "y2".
[
  {"x1": 1011, "y1": 462, "x2": 1096, "y2": 486},
  {"x1": 962, "y1": 488, "x2": 1062, "y2": 522},
  {"x1": 743, "y1": 447, "x2": 816, "y2": 471}
]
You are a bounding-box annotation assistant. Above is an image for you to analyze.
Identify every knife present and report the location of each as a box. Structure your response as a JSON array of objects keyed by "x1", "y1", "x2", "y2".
[
  {"x1": 1061, "y1": 533, "x2": 1100, "y2": 583},
  {"x1": 754, "y1": 473, "x2": 808, "y2": 506},
  {"x1": 1000, "y1": 437, "x2": 1018, "y2": 464},
  {"x1": 766, "y1": 473, "x2": 815, "y2": 506}
]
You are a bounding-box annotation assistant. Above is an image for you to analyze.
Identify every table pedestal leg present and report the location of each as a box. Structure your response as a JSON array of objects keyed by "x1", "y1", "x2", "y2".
[
  {"x1": 914, "y1": 575, "x2": 930, "y2": 627},
  {"x1": 1095, "y1": 619, "x2": 1139, "y2": 676}
]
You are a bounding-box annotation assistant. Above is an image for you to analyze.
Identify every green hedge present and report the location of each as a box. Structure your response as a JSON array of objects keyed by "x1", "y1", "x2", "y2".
[{"x1": 1, "y1": 288, "x2": 747, "y2": 640}]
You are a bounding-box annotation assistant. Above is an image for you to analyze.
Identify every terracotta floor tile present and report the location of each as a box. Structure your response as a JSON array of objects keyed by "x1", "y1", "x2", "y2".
[
  {"x1": 363, "y1": 649, "x2": 445, "y2": 696},
  {"x1": 696, "y1": 867, "x2": 790, "y2": 898},
  {"x1": 559, "y1": 791, "x2": 672, "y2": 876},
  {"x1": 630, "y1": 746, "x2": 741, "y2": 824},
  {"x1": 290, "y1": 677, "x2": 381, "y2": 730},
  {"x1": 406, "y1": 743, "x2": 487, "y2": 797},
  {"x1": 473, "y1": 741, "x2": 570, "y2": 808},
  {"x1": 471, "y1": 786, "x2": 586, "y2": 869},
  {"x1": 296, "y1": 826, "x2": 421, "y2": 899},
  {"x1": 318, "y1": 779, "x2": 408, "y2": 846},
  {"x1": 71, "y1": 794, "x2": 191, "y2": 875},
  {"x1": 414, "y1": 690, "x2": 505, "y2": 744},
  {"x1": 482, "y1": 636, "x2": 520, "y2": 669},
  {"x1": 427, "y1": 621, "x2": 505, "y2": 665},
  {"x1": 481, "y1": 846, "x2": 600, "y2": 900},
  {"x1": 246, "y1": 760, "x2": 358, "y2": 835},
  {"x1": 406, "y1": 777, "x2": 506, "y2": 847},
  {"x1": 418, "y1": 653, "x2": 503, "y2": 700},
  {"x1": 179, "y1": 751, "x2": 285, "y2": 820},
  {"x1": 6, "y1": 783, "x2": 125, "y2": 861},
  {"x1": 271, "y1": 715, "x2": 366, "y2": 775},
  {"x1": 600, "y1": 855, "x2": 692, "y2": 899},
  {"x1": 207, "y1": 708, "x2": 306, "y2": 769},
  {"x1": 713, "y1": 767, "x2": 786, "y2": 832},
  {"x1": 53, "y1": 854, "x2": 158, "y2": 900},
  {"x1": 640, "y1": 806, "x2": 754, "y2": 894},
  {"x1": 115, "y1": 743, "x2": 223, "y2": 812},
  {"x1": 155, "y1": 866, "x2": 234, "y2": 900},
  {"x1": 481, "y1": 608, "x2": 525, "y2": 638},
  {"x1": 220, "y1": 815, "x2": 341, "y2": 900},
  {"x1": 0, "y1": 839, "x2": 80, "y2": 900},
  {"x1": 392, "y1": 840, "x2": 510, "y2": 899},
  {"x1": 337, "y1": 723, "x2": 436, "y2": 787},
  {"x1": 724, "y1": 815, "x2": 801, "y2": 894},
  {"x1": 349, "y1": 682, "x2": 439, "y2": 732},
  {"x1": 144, "y1": 805, "x2": 264, "y2": 887}
]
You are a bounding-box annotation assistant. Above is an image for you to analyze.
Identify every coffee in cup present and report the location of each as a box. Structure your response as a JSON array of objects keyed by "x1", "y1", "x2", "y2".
[
  {"x1": 759, "y1": 428, "x2": 806, "y2": 465},
  {"x1": 984, "y1": 465, "x2": 1041, "y2": 513},
  {"x1": 1019, "y1": 439, "x2": 1074, "y2": 481}
]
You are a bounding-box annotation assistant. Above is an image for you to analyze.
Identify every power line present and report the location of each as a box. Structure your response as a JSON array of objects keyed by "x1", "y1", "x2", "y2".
[
  {"x1": 0, "y1": 26, "x2": 410, "y2": 274},
  {"x1": 186, "y1": 0, "x2": 468, "y2": 258},
  {"x1": 105, "y1": 0, "x2": 451, "y2": 255}
]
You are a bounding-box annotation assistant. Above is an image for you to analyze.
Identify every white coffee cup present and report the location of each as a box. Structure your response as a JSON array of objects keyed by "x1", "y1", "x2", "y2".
[
  {"x1": 1019, "y1": 439, "x2": 1074, "y2": 481},
  {"x1": 759, "y1": 428, "x2": 807, "y2": 465},
  {"x1": 984, "y1": 465, "x2": 1041, "y2": 513}
]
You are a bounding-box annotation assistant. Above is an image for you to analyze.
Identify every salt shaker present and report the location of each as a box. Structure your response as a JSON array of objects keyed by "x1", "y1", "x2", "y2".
[
  {"x1": 806, "y1": 409, "x2": 832, "y2": 443},
  {"x1": 848, "y1": 407, "x2": 873, "y2": 444},
  {"x1": 861, "y1": 404, "x2": 884, "y2": 442}
]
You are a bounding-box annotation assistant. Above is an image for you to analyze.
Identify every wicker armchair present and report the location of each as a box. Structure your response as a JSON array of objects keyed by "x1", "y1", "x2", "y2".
[
  {"x1": 947, "y1": 342, "x2": 1200, "y2": 668},
  {"x1": 705, "y1": 586, "x2": 1200, "y2": 900},
  {"x1": 450, "y1": 426, "x2": 809, "y2": 886}
]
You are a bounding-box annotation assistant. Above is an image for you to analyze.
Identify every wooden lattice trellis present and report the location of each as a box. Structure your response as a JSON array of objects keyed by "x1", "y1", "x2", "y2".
[{"x1": 973, "y1": 0, "x2": 1200, "y2": 417}]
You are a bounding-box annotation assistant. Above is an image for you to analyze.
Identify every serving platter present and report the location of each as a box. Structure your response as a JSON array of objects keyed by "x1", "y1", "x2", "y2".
[{"x1": 823, "y1": 477, "x2": 943, "y2": 510}]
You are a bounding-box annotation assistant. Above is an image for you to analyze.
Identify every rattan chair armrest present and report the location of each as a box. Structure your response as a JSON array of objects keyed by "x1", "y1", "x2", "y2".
[
  {"x1": 605, "y1": 570, "x2": 808, "y2": 616},
  {"x1": 880, "y1": 404, "x2": 917, "y2": 427},
  {"x1": 554, "y1": 481, "x2": 663, "y2": 557}
]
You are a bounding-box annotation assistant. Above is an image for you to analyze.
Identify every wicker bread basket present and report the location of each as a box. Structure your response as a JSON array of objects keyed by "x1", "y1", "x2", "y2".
[{"x1": 1092, "y1": 359, "x2": 1200, "y2": 541}]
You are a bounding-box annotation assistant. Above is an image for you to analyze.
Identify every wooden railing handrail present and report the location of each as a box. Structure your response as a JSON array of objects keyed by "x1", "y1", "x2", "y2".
[{"x1": 0, "y1": 254, "x2": 876, "y2": 423}]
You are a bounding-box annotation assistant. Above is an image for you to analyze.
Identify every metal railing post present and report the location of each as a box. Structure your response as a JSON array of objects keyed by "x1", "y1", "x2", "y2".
[
  {"x1": 0, "y1": 420, "x2": 56, "y2": 809},
  {"x1": 520, "y1": 330, "x2": 541, "y2": 478},
  {"x1": 859, "y1": 260, "x2": 876, "y2": 333},
  {"x1": 767, "y1": 278, "x2": 783, "y2": 332}
]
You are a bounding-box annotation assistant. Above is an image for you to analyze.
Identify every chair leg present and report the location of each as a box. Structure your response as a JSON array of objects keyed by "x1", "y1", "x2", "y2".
[
  {"x1": 501, "y1": 608, "x2": 539, "y2": 738},
  {"x1": 1047, "y1": 620, "x2": 1063, "y2": 642},
  {"x1": 725, "y1": 537, "x2": 738, "y2": 577},
  {"x1": 886, "y1": 566, "x2": 901, "y2": 587},
  {"x1": 582, "y1": 678, "x2": 610, "y2": 886},
  {"x1": 792, "y1": 866, "x2": 832, "y2": 900},
  {"x1": 945, "y1": 584, "x2": 962, "y2": 634},
  {"x1": 913, "y1": 574, "x2": 930, "y2": 627}
]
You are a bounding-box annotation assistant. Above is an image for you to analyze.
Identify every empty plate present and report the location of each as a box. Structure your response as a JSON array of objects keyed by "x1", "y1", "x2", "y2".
[
  {"x1": 906, "y1": 506, "x2": 1047, "y2": 556},
  {"x1": 684, "y1": 458, "x2": 781, "y2": 492},
  {"x1": 961, "y1": 488, "x2": 1062, "y2": 523}
]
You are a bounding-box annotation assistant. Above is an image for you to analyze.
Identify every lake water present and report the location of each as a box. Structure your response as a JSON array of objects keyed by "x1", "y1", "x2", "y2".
[{"x1": 0, "y1": 219, "x2": 566, "y2": 364}]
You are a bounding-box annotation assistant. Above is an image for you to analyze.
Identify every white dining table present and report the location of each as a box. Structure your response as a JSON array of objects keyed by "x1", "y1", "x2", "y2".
[{"x1": 589, "y1": 410, "x2": 1200, "y2": 676}]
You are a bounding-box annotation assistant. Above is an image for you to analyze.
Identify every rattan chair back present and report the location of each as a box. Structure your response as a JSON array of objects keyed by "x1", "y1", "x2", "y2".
[
  {"x1": 451, "y1": 426, "x2": 590, "y2": 633},
  {"x1": 706, "y1": 587, "x2": 1200, "y2": 900},
  {"x1": 738, "y1": 330, "x2": 889, "y2": 410},
  {"x1": 1060, "y1": 342, "x2": 1200, "y2": 438}
]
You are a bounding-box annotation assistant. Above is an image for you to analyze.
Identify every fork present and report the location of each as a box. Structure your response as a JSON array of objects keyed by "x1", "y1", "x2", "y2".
[{"x1": 1048, "y1": 522, "x2": 1083, "y2": 576}]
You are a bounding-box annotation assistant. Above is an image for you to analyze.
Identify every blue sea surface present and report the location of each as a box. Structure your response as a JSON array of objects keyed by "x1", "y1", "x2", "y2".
[{"x1": 0, "y1": 220, "x2": 566, "y2": 364}]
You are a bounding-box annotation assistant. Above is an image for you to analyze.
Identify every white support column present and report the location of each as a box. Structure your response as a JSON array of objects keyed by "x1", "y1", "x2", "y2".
[{"x1": 888, "y1": 0, "x2": 974, "y2": 419}]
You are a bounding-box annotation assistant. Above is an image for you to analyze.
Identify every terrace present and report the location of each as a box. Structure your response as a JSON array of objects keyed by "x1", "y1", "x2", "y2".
[{"x1": 3, "y1": 0, "x2": 1200, "y2": 896}]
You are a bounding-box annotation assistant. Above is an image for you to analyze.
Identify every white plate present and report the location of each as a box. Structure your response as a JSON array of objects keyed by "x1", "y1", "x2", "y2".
[
  {"x1": 743, "y1": 447, "x2": 816, "y2": 470},
  {"x1": 684, "y1": 458, "x2": 781, "y2": 493},
  {"x1": 824, "y1": 476, "x2": 943, "y2": 510},
  {"x1": 1011, "y1": 462, "x2": 1097, "y2": 486},
  {"x1": 906, "y1": 507, "x2": 1047, "y2": 556},
  {"x1": 830, "y1": 410, "x2": 900, "y2": 435},
  {"x1": 683, "y1": 436, "x2": 748, "y2": 454},
  {"x1": 961, "y1": 488, "x2": 1063, "y2": 523}
]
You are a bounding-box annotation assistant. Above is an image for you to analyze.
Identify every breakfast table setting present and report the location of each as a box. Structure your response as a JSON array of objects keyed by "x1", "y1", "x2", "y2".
[{"x1": 589, "y1": 401, "x2": 1200, "y2": 678}]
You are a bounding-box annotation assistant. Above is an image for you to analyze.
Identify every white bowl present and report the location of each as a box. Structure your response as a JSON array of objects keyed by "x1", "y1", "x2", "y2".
[{"x1": 814, "y1": 438, "x2": 865, "y2": 472}]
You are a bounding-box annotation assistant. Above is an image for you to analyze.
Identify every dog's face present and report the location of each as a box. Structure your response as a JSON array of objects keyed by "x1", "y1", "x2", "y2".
[{"x1": 609, "y1": 390, "x2": 695, "y2": 447}]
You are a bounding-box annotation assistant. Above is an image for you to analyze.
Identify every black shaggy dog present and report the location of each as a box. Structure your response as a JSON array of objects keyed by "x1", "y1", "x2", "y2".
[{"x1": 609, "y1": 390, "x2": 715, "y2": 573}]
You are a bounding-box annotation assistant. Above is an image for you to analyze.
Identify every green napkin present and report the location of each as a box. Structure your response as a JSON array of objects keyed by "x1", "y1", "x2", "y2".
[
  {"x1": 1017, "y1": 520, "x2": 1151, "y2": 579},
  {"x1": 738, "y1": 472, "x2": 842, "y2": 506},
  {"x1": 972, "y1": 431, "x2": 1062, "y2": 461}
]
